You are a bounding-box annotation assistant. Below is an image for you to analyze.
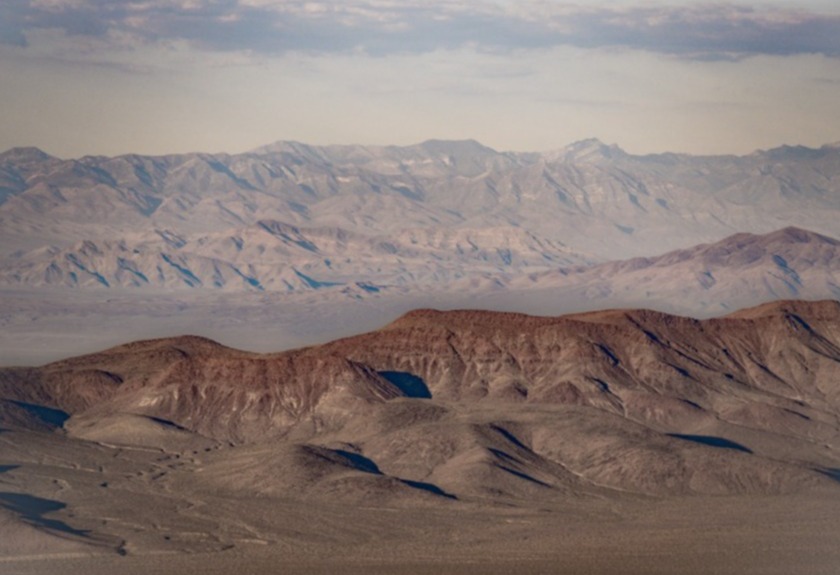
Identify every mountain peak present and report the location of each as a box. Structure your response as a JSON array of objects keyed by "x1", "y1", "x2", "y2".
[
  {"x1": 755, "y1": 143, "x2": 833, "y2": 161},
  {"x1": 715, "y1": 227, "x2": 840, "y2": 248},
  {"x1": 724, "y1": 298, "x2": 840, "y2": 320},
  {"x1": 765, "y1": 226, "x2": 840, "y2": 245},
  {"x1": 415, "y1": 139, "x2": 497, "y2": 155},
  {"x1": 0, "y1": 146, "x2": 56, "y2": 163},
  {"x1": 556, "y1": 138, "x2": 625, "y2": 161},
  {"x1": 249, "y1": 140, "x2": 321, "y2": 158}
]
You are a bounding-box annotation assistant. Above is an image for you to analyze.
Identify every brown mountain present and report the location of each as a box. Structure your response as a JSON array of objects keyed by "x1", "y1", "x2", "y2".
[{"x1": 2, "y1": 299, "x2": 840, "y2": 503}]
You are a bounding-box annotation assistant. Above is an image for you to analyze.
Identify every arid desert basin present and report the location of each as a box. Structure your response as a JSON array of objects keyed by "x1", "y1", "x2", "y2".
[
  {"x1": 6, "y1": 0, "x2": 840, "y2": 571},
  {"x1": 3, "y1": 300, "x2": 840, "y2": 574}
]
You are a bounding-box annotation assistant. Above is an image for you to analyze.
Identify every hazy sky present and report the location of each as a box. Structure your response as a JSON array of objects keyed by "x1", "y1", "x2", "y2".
[{"x1": 2, "y1": 1, "x2": 840, "y2": 158}]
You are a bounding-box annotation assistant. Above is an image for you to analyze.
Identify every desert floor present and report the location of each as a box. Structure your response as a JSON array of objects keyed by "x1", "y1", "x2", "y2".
[{"x1": 3, "y1": 428, "x2": 840, "y2": 575}]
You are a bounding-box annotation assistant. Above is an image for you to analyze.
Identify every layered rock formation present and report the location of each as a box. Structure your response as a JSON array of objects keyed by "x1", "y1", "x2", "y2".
[{"x1": 2, "y1": 300, "x2": 839, "y2": 501}]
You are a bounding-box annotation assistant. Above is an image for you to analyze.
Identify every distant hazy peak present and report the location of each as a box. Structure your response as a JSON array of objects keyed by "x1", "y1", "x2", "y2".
[
  {"x1": 752, "y1": 143, "x2": 840, "y2": 161},
  {"x1": 11, "y1": 138, "x2": 840, "y2": 165},
  {"x1": 414, "y1": 138, "x2": 498, "y2": 155},
  {"x1": 550, "y1": 138, "x2": 626, "y2": 162},
  {"x1": 0, "y1": 146, "x2": 56, "y2": 163},
  {"x1": 719, "y1": 226, "x2": 840, "y2": 246},
  {"x1": 249, "y1": 140, "x2": 324, "y2": 159},
  {"x1": 253, "y1": 138, "x2": 503, "y2": 162},
  {"x1": 724, "y1": 298, "x2": 840, "y2": 320},
  {"x1": 763, "y1": 226, "x2": 840, "y2": 245}
]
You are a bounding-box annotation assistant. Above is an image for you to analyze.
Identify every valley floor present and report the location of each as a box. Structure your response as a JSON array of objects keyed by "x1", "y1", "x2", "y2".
[
  {"x1": 2, "y1": 429, "x2": 840, "y2": 575},
  {"x1": 6, "y1": 494, "x2": 840, "y2": 575}
]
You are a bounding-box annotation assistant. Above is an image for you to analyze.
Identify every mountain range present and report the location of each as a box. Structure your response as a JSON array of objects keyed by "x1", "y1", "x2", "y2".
[
  {"x1": 1, "y1": 300, "x2": 839, "y2": 569},
  {"x1": 3, "y1": 138, "x2": 840, "y2": 572},
  {"x1": 3, "y1": 138, "x2": 840, "y2": 264},
  {"x1": 2, "y1": 138, "x2": 840, "y2": 366},
  {"x1": 478, "y1": 226, "x2": 840, "y2": 317}
]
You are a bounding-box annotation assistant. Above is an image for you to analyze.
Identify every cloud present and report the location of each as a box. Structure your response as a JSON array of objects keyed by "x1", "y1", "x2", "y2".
[
  {"x1": 3, "y1": 1, "x2": 840, "y2": 60},
  {"x1": 0, "y1": 1, "x2": 31, "y2": 46}
]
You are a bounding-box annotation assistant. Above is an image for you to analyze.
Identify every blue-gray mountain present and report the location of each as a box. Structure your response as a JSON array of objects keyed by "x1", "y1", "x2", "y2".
[
  {"x1": 2, "y1": 138, "x2": 840, "y2": 370},
  {"x1": 2, "y1": 138, "x2": 840, "y2": 262}
]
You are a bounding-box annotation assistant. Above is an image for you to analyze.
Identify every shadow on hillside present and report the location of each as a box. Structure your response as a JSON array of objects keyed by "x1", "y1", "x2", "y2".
[
  {"x1": 819, "y1": 469, "x2": 840, "y2": 483},
  {"x1": 0, "y1": 492, "x2": 90, "y2": 537},
  {"x1": 400, "y1": 479, "x2": 457, "y2": 500},
  {"x1": 8, "y1": 400, "x2": 70, "y2": 427},
  {"x1": 667, "y1": 434, "x2": 753, "y2": 454},
  {"x1": 379, "y1": 371, "x2": 432, "y2": 399},
  {"x1": 335, "y1": 450, "x2": 382, "y2": 475},
  {"x1": 333, "y1": 449, "x2": 456, "y2": 499}
]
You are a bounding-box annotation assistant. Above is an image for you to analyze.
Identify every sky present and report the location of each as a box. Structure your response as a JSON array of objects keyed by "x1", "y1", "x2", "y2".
[{"x1": 2, "y1": 1, "x2": 840, "y2": 158}]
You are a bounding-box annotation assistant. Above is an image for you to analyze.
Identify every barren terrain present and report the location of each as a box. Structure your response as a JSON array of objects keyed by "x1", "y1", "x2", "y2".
[
  {"x1": 3, "y1": 139, "x2": 840, "y2": 369},
  {"x1": 2, "y1": 300, "x2": 840, "y2": 573}
]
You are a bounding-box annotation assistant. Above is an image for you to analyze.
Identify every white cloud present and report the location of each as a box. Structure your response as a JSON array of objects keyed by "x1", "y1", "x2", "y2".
[
  {"x1": 3, "y1": 1, "x2": 840, "y2": 59},
  {"x1": 3, "y1": 1, "x2": 840, "y2": 157}
]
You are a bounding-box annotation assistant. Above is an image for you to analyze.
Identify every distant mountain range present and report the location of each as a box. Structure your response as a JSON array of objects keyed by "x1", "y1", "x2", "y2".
[
  {"x1": 477, "y1": 226, "x2": 840, "y2": 318},
  {"x1": 2, "y1": 138, "x2": 840, "y2": 365},
  {"x1": 3, "y1": 140, "x2": 840, "y2": 567},
  {"x1": 2, "y1": 138, "x2": 840, "y2": 263},
  {"x1": 0, "y1": 220, "x2": 585, "y2": 293},
  {"x1": 2, "y1": 223, "x2": 838, "y2": 320}
]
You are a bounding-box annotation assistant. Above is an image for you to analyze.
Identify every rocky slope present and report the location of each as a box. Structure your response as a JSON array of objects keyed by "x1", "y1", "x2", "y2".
[
  {"x1": 479, "y1": 226, "x2": 840, "y2": 317},
  {"x1": 0, "y1": 220, "x2": 585, "y2": 292},
  {"x1": 3, "y1": 300, "x2": 839, "y2": 501},
  {"x1": 1, "y1": 220, "x2": 838, "y2": 313},
  {"x1": 3, "y1": 138, "x2": 840, "y2": 263},
  {"x1": 2, "y1": 226, "x2": 839, "y2": 370}
]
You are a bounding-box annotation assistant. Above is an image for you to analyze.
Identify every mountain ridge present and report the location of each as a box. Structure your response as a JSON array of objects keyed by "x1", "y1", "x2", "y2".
[
  {"x1": 3, "y1": 137, "x2": 840, "y2": 367},
  {"x1": 3, "y1": 137, "x2": 840, "y2": 569},
  {"x1": 468, "y1": 225, "x2": 840, "y2": 318},
  {"x1": 2, "y1": 226, "x2": 839, "y2": 369},
  {"x1": 2, "y1": 298, "x2": 839, "y2": 501},
  {"x1": 9, "y1": 137, "x2": 840, "y2": 163},
  {"x1": 3, "y1": 226, "x2": 838, "y2": 320},
  {"x1": 3, "y1": 137, "x2": 840, "y2": 260}
]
